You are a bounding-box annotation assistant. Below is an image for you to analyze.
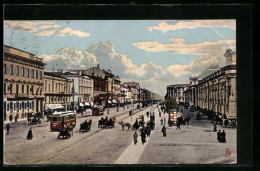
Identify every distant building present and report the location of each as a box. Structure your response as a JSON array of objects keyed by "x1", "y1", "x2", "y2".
[
  {"x1": 52, "y1": 71, "x2": 94, "y2": 111},
  {"x1": 166, "y1": 84, "x2": 190, "y2": 104},
  {"x1": 122, "y1": 82, "x2": 140, "y2": 103},
  {"x1": 4, "y1": 45, "x2": 45, "y2": 121},
  {"x1": 44, "y1": 72, "x2": 72, "y2": 111}
]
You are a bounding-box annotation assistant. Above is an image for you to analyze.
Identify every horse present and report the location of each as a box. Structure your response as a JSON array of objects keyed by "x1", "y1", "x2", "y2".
[
  {"x1": 183, "y1": 116, "x2": 191, "y2": 125},
  {"x1": 118, "y1": 121, "x2": 131, "y2": 130}
]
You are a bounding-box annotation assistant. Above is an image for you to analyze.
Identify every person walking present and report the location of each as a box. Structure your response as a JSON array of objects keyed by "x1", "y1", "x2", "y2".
[
  {"x1": 221, "y1": 130, "x2": 226, "y2": 143},
  {"x1": 27, "y1": 127, "x2": 33, "y2": 140},
  {"x1": 160, "y1": 118, "x2": 163, "y2": 125},
  {"x1": 213, "y1": 121, "x2": 217, "y2": 132},
  {"x1": 217, "y1": 130, "x2": 221, "y2": 142},
  {"x1": 6, "y1": 123, "x2": 10, "y2": 134},
  {"x1": 15, "y1": 113, "x2": 18, "y2": 123},
  {"x1": 9, "y1": 114, "x2": 13, "y2": 122},
  {"x1": 161, "y1": 125, "x2": 166, "y2": 137},
  {"x1": 133, "y1": 131, "x2": 138, "y2": 145},
  {"x1": 176, "y1": 121, "x2": 181, "y2": 130},
  {"x1": 159, "y1": 112, "x2": 161, "y2": 117}
]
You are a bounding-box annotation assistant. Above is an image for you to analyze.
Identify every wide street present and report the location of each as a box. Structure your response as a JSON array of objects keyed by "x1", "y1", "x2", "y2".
[{"x1": 4, "y1": 104, "x2": 236, "y2": 165}]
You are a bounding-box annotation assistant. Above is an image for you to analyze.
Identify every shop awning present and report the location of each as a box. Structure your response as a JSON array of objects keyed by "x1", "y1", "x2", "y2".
[
  {"x1": 45, "y1": 104, "x2": 64, "y2": 110},
  {"x1": 85, "y1": 102, "x2": 91, "y2": 106},
  {"x1": 79, "y1": 103, "x2": 84, "y2": 107}
]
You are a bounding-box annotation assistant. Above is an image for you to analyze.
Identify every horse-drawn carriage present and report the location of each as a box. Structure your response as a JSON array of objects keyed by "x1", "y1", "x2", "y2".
[
  {"x1": 57, "y1": 125, "x2": 73, "y2": 139},
  {"x1": 28, "y1": 116, "x2": 41, "y2": 125},
  {"x1": 79, "y1": 120, "x2": 92, "y2": 132},
  {"x1": 98, "y1": 117, "x2": 116, "y2": 128}
]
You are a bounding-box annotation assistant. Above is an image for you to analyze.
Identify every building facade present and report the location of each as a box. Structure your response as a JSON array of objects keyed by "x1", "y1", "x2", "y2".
[
  {"x1": 114, "y1": 76, "x2": 121, "y2": 103},
  {"x1": 4, "y1": 45, "x2": 44, "y2": 121},
  {"x1": 166, "y1": 84, "x2": 190, "y2": 104},
  {"x1": 44, "y1": 72, "x2": 72, "y2": 111},
  {"x1": 122, "y1": 82, "x2": 140, "y2": 103}
]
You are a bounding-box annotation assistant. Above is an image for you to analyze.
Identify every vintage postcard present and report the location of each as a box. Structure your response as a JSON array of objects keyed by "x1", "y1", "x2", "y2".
[{"x1": 3, "y1": 19, "x2": 237, "y2": 165}]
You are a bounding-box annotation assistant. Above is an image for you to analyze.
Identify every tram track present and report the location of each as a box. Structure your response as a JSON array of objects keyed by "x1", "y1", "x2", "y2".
[{"x1": 35, "y1": 105, "x2": 155, "y2": 164}]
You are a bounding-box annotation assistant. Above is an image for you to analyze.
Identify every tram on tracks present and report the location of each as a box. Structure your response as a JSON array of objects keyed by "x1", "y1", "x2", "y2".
[{"x1": 49, "y1": 111, "x2": 76, "y2": 131}]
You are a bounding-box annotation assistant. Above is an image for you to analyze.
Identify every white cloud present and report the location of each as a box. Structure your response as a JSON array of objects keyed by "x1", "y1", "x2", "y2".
[
  {"x1": 55, "y1": 27, "x2": 90, "y2": 37},
  {"x1": 34, "y1": 28, "x2": 59, "y2": 36},
  {"x1": 4, "y1": 20, "x2": 90, "y2": 38},
  {"x1": 148, "y1": 20, "x2": 236, "y2": 33},
  {"x1": 4, "y1": 20, "x2": 58, "y2": 32},
  {"x1": 40, "y1": 47, "x2": 97, "y2": 69}
]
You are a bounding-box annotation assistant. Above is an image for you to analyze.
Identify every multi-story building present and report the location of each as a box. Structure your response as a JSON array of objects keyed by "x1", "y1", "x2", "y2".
[
  {"x1": 166, "y1": 84, "x2": 190, "y2": 104},
  {"x1": 52, "y1": 71, "x2": 94, "y2": 110},
  {"x1": 113, "y1": 76, "x2": 121, "y2": 103},
  {"x1": 194, "y1": 49, "x2": 236, "y2": 119},
  {"x1": 4, "y1": 45, "x2": 44, "y2": 121},
  {"x1": 84, "y1": 66, "x2": 107, "y2": 106},
  {"x1": 44, "y1": 72, "x2": 72, "y2": 111},
  {"x1": 122, "y1": 82, "x2": 140, "y2": 103},
  {"x1": 120, "y1": 85, "x2": 132, "y2": 104}
]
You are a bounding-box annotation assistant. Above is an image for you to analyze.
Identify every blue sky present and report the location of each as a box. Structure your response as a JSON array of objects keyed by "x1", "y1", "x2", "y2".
[{"x1": 4, "y1": 20, "x2": 236, "y2": 95}]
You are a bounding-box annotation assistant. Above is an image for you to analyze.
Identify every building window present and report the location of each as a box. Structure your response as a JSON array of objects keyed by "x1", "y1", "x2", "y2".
[
  {"x1": 4, "y1": 64, "x2": 6, "y2": 74},
  {"x1": 27, "y1": 85, "x2": 29, "y2": 95},
  {"x1": 40, "y1": 71, "x2": 42, "y2": 79},
  {"x1": 21, "y1": 67, "x2": 24, "y2": 76},
  {"x1": 31, "y1": 69, "x2": 34, "y2": 78},
  {"x1": 36, "y1": 70, "x2": 38, "y2": 79},
  {"x1": 9, "y1": 65, "x2": 13, "y2": 75},
  {"x1": 22, "y1": 102, "x2": 24, "y2": 109},
  {"x1": 29, "y1": 102, "x2": 31, "y2": 109},
  {"x1": 4, "y1": 83, "x2": 6, "y2": 95},
  {"x1": 17, "y1": 102, "x2": 19, "y2": 111},
  {"x1": 14, "y1": 103, "x2": 16, "y2": 111},
  {"x1": 16, "y1": 66, "x2": 19, "y2": 76},
  {"x1": 45, "y1": 80, "x2": 47, "y2": 92},
  {"x1": 7, "y1": 103, "x2": 10, "y2": 111},
  {"x1": 22, "y1": 85, "x2": 24, "y2": 93},
  {"x1": 10, "y1": 102, "x2": 13, "y2": 112},
  {"x1": 9, "y1": 84, "x2": 13, "y2": 94},
  {"x1": 27, "y1": 101, "x2": 29, "y2": 110},
  {"x1": 32, "y1": 101, "x2": 34, "y2": 110},
  {"x1": 26, "y1": 68, "x2": 29, "y2": 77},
  {"x1": 52, "y1": 81, "x2": 54, "y2": 92}
]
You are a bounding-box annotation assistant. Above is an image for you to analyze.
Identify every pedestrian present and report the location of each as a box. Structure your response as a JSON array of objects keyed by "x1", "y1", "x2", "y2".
[
  {"x1": 15, "y1": 113, "x2": 18, "y2": 123},
  {"x1": 27, "y1": 116, "x2": 30, "y2": 125},
  {"x1": 217, "y1": 130, "x2": 221, "y2": 142},
  {"x1": 133, "y1": 131, "x2": 138, "y2": 145},
  {"x1": 160, "y1": 118, "x2": 163, "y2": 125},
  {"x1": 146, "y1": 126, "x2": 151, "y2": 137},
  {"x1": 26, "y1": 127, "x2": 33, "y2": 140},
  {"x1": 221, "y1": 130, "x2": 226, "y2": 143},
  {"x1": 213, "y1": 121, "x2": 217, "y2": 132},
  {"x1": 6, "y1": 123, "x2": 10, "y2": 134},
  {"x1": 161, "y1": 125, "x2": 166, "y2": 137},
  {"x1": 176, "y1": 121, "x2": 181, "y2": 130},
  {"x1": 159, "y1": 112, "x2": 161, "y2": 117},
  {"x1": 9, "y1": 114, "x2": 13, "y2": 122}
]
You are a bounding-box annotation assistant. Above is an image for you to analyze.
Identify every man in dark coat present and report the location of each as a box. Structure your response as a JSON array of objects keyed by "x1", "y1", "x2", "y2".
[
  {"x1": 161, "y1": 125, "x2": 166, "y2": 137},
  {"x1": 176, "y1": 121, "x2": 181, "y2": 130},
  {"x1": 217, "y1": 130, "x2": 221, "y2": 142},
  {"x1": 9, "y1": 114, "x2": 13, "y2": 122},
  {"x1": 27, "y1": 127, "x2": 33, "y2": 140},
  {"x1": 221, "y1": 130, "x2": 226, "y2": 143},
  {"x1": 160, "y1": 118, "x2": 163, "y2": 125},
  {"x1": 15, "y1": 114, "x2": 18, "y2": 123},
  {"x1": 145, "y1": 126, "x2": 151, "y2": 137},
  {"x1": 6, "y1": 123, "x2": 10, "y2": 134}
]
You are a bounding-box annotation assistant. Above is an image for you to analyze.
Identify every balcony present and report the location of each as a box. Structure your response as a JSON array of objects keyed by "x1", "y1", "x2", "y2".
[{"x1": 15, "y1": 93, "x2": 29, "y2": 98}]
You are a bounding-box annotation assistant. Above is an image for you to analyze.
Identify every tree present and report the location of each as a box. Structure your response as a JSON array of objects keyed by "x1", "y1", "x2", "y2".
[{"x1": 166, "y1": 97, "x2": 179, "y2": 113}]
